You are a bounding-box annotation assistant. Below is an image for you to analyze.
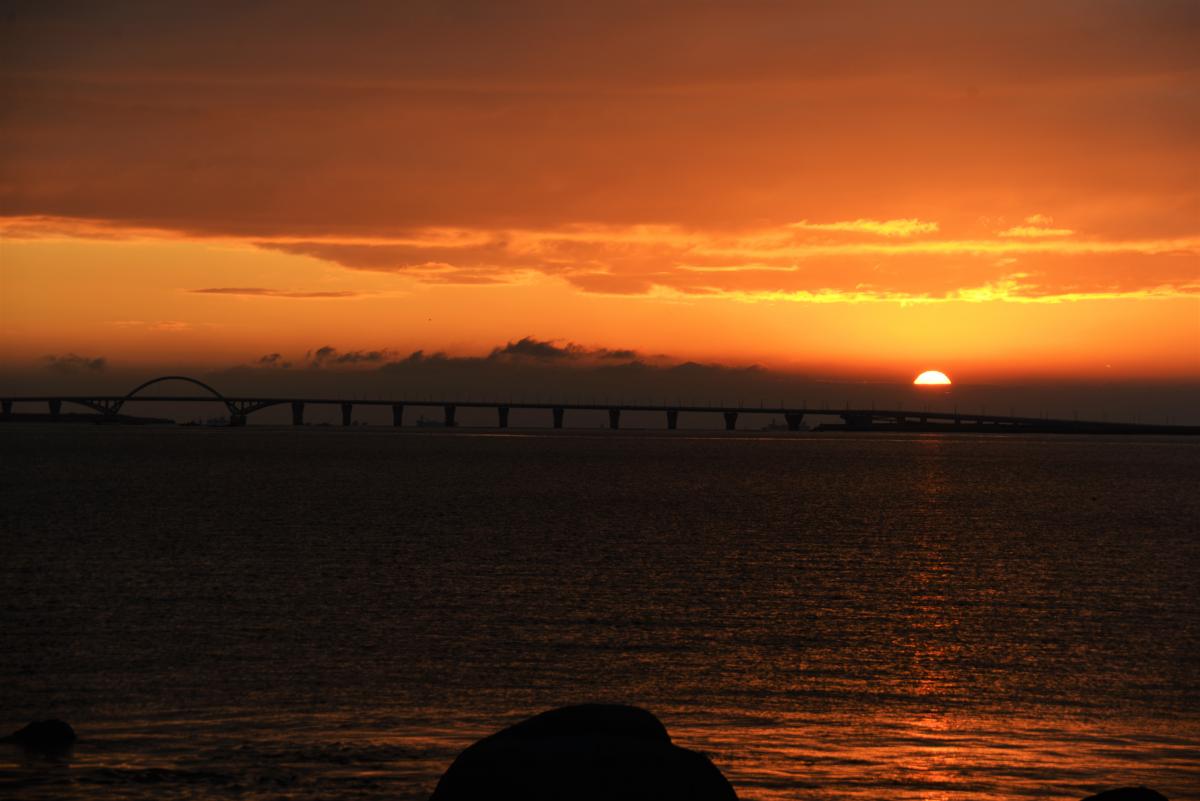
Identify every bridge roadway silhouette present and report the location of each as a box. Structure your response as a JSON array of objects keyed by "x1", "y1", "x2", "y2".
[{"x1": 2, "y1": 375, "x2": 1197, "y2": 434}]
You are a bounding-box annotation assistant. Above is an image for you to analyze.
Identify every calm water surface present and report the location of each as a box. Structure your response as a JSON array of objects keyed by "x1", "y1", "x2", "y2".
[{"x1": 2, "y1": 426, "x2": 1198, "y2": 799}]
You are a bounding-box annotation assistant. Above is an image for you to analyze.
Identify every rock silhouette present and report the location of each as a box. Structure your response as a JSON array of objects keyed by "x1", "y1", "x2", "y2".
[
  {"x1": 2, "y1": 720, "x2": 77, "y2": 753},
  {"x1": 1081, "y1": 790, "x2": 1169, "y2": 801},
  {"x1": 430, "y1": 704, "x2": 737, "y2": 801}
]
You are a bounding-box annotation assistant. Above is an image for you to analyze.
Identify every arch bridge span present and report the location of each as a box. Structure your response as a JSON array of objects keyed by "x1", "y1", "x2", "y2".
[{"x1": 8, "y1": 374, "x2": 286, "y2": 422}]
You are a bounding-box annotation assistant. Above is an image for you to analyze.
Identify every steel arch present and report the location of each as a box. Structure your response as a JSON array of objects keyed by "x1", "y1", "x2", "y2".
[{"x1": 115, "y1": 375, "x2": 237, "y2": 415}]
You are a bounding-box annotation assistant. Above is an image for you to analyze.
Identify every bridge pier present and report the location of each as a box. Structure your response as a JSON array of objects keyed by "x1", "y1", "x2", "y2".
[
  {"x1": 842, "y1": 412, "x2": 873, "y2": 430},
  {"x1": 291, "y1": 401, "x2": 304, "y2": 426},
  {"x1": 666, "y1": 409, "x2": 678, "y2": 430},
  {"x1": 723, "y1": 411, "x2": 738, "y2": 431},
  {"x1": 444, "y1": 404, "x2": 457, "y2": 427},
  {"x1": 2, "y1": 400, "x2": 11, "y2": 418},
  {"x1": 392, "y1": 403, "x2": 404, "y2": 427},
  {"x1": 341, "y1": 403, "x2": 353, "y2": 426},
  {"x1": 48, "y1": 399, "x2": 61, "y2": 417},
  {"x1": 553, "y1": 407, "x2": 564, "y2": 429},
  {"x1": 229, "y1": 413, "x2": 247, "y2": 426},
  {"x1": 498, "y1": 406, "x2": 509, "y2": 428},
  {"x1": 785, "y1": 412, "x2": 804, "y2": 431},
  {"x1": 608, "y1": 408, "x2": 620, "y2": 429}
]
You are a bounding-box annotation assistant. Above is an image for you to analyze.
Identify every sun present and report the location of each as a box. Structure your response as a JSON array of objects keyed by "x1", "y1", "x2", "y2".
[{"x1": 913, "y1": 370, "x2": 952, "y2": 386}]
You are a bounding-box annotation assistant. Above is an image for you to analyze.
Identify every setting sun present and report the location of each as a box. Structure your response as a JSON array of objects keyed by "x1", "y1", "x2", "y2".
[{"x1": 913, "y1": 370, "x2": 952, "y2": 386}]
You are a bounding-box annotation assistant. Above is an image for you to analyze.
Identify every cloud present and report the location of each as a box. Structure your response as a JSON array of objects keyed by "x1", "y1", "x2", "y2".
[
  {"x1": 256, "y1": 353, "x2": 292, "y2": 368},
  {"x1": 42, "y1": 353, "x2": 106, "y2": 373},
  {"x1": 491, "y1": 337, "x2": 579, "y2": 360},
  {"x1": 107, "y1": 319, "x2": 191, "y2": 331},
  {"x1": 334, "y1": 350, "x2": 389, "y2": 364},
  {"x1": 565, "y1": 272, "x2": 658, "y2": 295},
  {"x1": 1, "y1": 3, "x2": 1196, "y2": 270},
  {"x1": 253, "y1": 221, "x2": 1199, "y2": 302},
  {"x1": 306, "y1": 346, "x2": 392, "y2": 367},
  {"x1": 998, "y1": 214, "x2": 1075, "y2": 238},
  {"x1": 787, "y1": 218, "x2": 940, "y2": 237},
  {"x1": 485, "y1": 337, "x2": 644, "y2": 363},
  {"x1": 9, "y1": 214, "x2": 1199, "y2": 302},
  {"x1": 274, "y1": 338, "x2": 647, "y2": 375},
  {"x1": 997, "y1": 225, "x2": 1076, "y2": 237},
  {"x1": 190, "y1": 287, "x2": 364, "y2": 299}
]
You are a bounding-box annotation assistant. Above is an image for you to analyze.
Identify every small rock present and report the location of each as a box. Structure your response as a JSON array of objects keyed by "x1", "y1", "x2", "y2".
[
  {"x1": 3, "y1": 720, "x2": 77, "y2": 753},
  {"x1": 430, "y1": 704, "x2": 736, "y2": 801}
]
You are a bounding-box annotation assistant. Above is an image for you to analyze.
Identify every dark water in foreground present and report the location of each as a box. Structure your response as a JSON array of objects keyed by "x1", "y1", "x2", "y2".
[{"x1": 1, "y1": 426, "x2": 1198, "y2": 800}]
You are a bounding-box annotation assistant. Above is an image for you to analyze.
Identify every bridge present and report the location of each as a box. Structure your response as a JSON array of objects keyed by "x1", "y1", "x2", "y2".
[{"x1": 2, "y1": 376, "x2": 1197, "y2": 434}]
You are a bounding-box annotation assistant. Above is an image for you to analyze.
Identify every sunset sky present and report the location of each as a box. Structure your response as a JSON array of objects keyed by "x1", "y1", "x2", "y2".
[{"x1": 2, "y1": 2, "x2": 1198, "y2": 416}]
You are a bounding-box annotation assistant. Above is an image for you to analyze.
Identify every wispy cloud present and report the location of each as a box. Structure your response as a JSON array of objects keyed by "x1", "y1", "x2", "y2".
[
  {"x1": 190, "y1": 287, "x2": 364, "y2": 299},
  {"x1": 108, "y1": 320, "x2": 191, "y2": 331},
  {"x1": 307, "y1": 346, "x2": 393, "y2": 367},
  {"x1": 787, "y1": 218, "x2": 940, "y2": 237},
  {"x1": 256, "y1": 353, "x2": 292, "y2": 368},
  {"x1": 7, "y1": 215, "x2": 1199, "y2": 304},
  {"x1": 488, "y1": 337, "x2": 646, "y2": 363},
  {"x1": 998, "y1": 225, "x2": 1076, "y2": 238},
  {"x1": 291, "y1": 338, "x2": 647, "y2": 370},
  {"x1": 999, "y1": 215, "x2": 1075, "y2": 238},
  {"x1": 42, "y1": 353, "x2": 106, "y2": 373},
  {"x1": 666, "y1": 277, "x2": 1200, "y2": 305}
]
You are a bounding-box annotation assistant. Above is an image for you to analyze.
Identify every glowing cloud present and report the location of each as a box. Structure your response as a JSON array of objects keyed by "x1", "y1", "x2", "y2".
[
  {"x1": 999, "y1": 214, "x2": 1075, "y2": 238},
  {"x1": 4, "y1": 214, "x2": 1197, "y2": 304},
  {"x1": 787, "y1": 218, "x2": 941, "y2": 237},
  {"x1": 190, "y1": 287, "x2": 366, "y2": 299}
]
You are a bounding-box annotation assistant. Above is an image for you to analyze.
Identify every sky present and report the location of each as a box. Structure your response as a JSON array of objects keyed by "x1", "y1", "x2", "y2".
[{"x1": 2, "y1": 1, "x2": 1199, "y2": 420}]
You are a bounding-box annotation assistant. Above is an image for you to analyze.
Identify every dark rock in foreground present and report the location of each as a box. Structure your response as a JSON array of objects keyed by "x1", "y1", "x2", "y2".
[
  {"x1": 2, "y1": 720, "x2": 77, "y2": 753},
  {"x1": 430, "y1": 704, "x2": 737, "y2": 801},
  {"x1": 1082, "y1": 789, "x2": 1169, "y2": 801}
]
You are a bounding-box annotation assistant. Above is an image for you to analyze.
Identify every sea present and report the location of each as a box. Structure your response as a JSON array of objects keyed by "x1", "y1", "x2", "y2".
[{"x1": 2, "y1": 425, "x2": 1198, "y2": 800}]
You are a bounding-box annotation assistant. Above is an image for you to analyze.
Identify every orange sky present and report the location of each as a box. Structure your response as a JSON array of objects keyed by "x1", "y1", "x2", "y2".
[{"x1": 2, "y1": 1, "x2": 1198, "y2": 388}]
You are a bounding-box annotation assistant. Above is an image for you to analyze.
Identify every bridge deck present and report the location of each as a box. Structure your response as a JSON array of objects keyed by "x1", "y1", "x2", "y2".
[{"x1": 2, "y1": 394, "x2": 1195, "y2": 433}]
